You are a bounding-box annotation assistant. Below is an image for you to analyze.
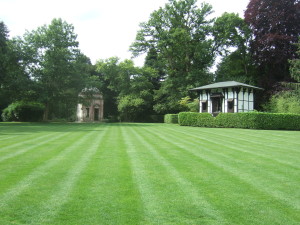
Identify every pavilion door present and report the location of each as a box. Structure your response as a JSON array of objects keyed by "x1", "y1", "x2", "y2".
[
  {"x1": 212, "y1": 97, "x2": 222, "y2": 115},
  {"x1": 94, "y1": 108, "x2": 99, "y2": 121}
]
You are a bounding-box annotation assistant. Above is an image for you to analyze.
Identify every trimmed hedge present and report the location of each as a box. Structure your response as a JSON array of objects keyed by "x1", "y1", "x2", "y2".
[
  {"x1": 178, "y1": 112, "x2": 214, "y2": 127},
  {"x1": 178, "y1": 112, "x2": 300, "y2": 130},
  {"x1": 164, "y1": 114, "x2": 178, "y2": 124}
]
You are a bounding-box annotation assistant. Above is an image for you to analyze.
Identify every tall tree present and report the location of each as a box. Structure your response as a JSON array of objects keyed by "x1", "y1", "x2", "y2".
[
  {"x1": 0, "y1": 21, "x2": 29, "y2": 112},
  {"x1": 245, "y1": 0, "x2": 300, "y2": 87},
  {"x1": 20, "y1": 18, "x2": 93, "y2": 120},
  {"x1": 213, "y1": 13, "x2": 252, "y2": 56},
  {"x1": 215, "y1": 49, "x2": 259, "y2": 84},
  {"x1": 130, "y1": 0, "x2": 215, "y2": 114},
  {"x1": 144, "y1": 47, "x2": 166, "y2": 91},
  {"x1": 0, "y1": 21, "x2": 9, "y2": 85},
  {"x1": 290, "y1": 37, "x2": 300, "y2": 82},
  {"x1": 213, "y1": 13, "x2": 259, "y2": 84}
]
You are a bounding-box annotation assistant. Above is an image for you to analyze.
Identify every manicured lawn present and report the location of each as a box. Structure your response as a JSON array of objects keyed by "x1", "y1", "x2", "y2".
[{"x1": 0, "y1": 122, "x2": 299, "y2": 225}]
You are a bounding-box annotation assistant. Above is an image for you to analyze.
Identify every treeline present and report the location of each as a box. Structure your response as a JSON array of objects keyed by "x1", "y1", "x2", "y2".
[{"x1": 1, "y1": 0, "x2": 300, "y2": 122}]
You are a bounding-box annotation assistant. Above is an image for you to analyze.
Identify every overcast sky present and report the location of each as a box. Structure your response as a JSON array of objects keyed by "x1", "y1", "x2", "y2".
[{"x1": 1, "y1": 0, "x2": 250, "y2": 66}]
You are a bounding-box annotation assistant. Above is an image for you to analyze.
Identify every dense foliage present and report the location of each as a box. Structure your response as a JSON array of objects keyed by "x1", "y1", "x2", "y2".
[
  {"x1": 179, "y1": 112, "x2": 300, "y2": 130},
  {"x1": 1, "y1": 101, "x2": 44, "y2": 122},
  {"x1": 0, "y1": 22, "x2": 30, "y2": 114},
  {"x1": 263, "y1": 90, "x2": 300, "y2": 114},
  {"x1": 178, "y1": 96, "x2": 199, "y2": 112},
  {"x1": 18, "y1": 19, "x2": 95, "y2": 120},
  {"x1": 0, "y1": 19, "x2": 98, "y2": 121},
  {"x1": 95, "y1": 57, "x2": 157, "y2": 121},
  {"x1": 244, "y1": 0, "x2": 300, "y2": 86},
  {"x1": 289, "y1": 37, "x2": 300, "y2": 82},
  {"x1": 130, "y1": 0, "x2": 215, "y2": 114}
]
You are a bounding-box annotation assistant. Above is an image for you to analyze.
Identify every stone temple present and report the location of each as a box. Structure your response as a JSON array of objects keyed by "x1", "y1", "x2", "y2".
[{"x1": 76, "y1": 88, "x2": 104, "y2": 122}]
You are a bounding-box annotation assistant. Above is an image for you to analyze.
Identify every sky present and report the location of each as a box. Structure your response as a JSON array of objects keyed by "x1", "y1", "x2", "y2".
[{"x1": 1, "y1": 0, "x2": 250, "y2": 66}]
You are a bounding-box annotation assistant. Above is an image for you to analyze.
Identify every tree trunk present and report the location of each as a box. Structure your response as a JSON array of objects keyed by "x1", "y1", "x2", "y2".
[{"x1": 43, "y1": 102, "x2": 49, "y2": 121}]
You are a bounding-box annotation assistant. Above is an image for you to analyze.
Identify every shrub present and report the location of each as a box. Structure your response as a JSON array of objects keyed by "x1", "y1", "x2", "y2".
[
  {"x1": 178, "y1": 96, "x2": 199, "y2": 112},
  {"x1": 264, "y1": 90, "x2": 300, "y2": 114},
  {"x1": 164, "y1": 114, "x2": 178, "y2": 124},
  {"x1": 1, "y1": 104, "x2": 17, "y2": 122},
  {"x1": 1, "y1": 101, "x2": 44, "y2": 122},
  {"x1": 178, "y1": 112, "x2": 300, "y2": 130},
  {"x1": 118, "y1": 95, "x2": 146, "y2": 122}
]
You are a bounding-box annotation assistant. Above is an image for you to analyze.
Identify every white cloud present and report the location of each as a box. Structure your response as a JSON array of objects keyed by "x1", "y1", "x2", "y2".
[{"x1": 0, "y1": 0, "x2": 249, "y2": 66}]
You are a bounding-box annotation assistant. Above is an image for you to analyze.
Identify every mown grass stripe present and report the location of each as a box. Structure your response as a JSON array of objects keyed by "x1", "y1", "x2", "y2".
[
  {"x1": 49, "y1": 124, "x2": 142, "y2": 225},
  {"x1": 0, "y1": 133, "x2": 55, "y2": 151},
  {"x1": 129, "y1": 125, "x2": 227, "y2": 225},
  {"x1": 0, "y1": 125, "x2": 99, "y2": 210},
  {"x1": 29, "y1": 125, "x2": 108, "y2": 224},
  {"x1": 136, "y1": 127, "x2": 261, "y2": 224},
  {"x1": 120, "y1": 125, "x2": 171, "y2": 224},
  {"x1": 143, "y1": 125, "x2": 300, "y2": 216},
  {"x1": 0, "y1": 128, "x2": 87, "y2": 191},
  {"x1": 0, "y1": 131, "x2": 72, "y2": 163},
  {"x1": 163, "y1": 125, "x2": 300, "y2": 175},
  {"x1": 227, "y1": 129, "x2": 300, "y2": 145},
  {"x1": 164, "y1": 126, "x2": 299, "y2": 197},
  {"x1": 195, "y1": 127, "x2": 300, "y2": 153},
  {"x1": 141, "y1": 125, "x2": 300, "y2": 224},
  {"x1": 0, "y1": 124, "x2": 78, "y2": 152},
  {"x1": 164, "y1": 125, "x2": 300, "y2": 168},
  {"x1": 0, "y1": 123, "x2": 299, "y2": 225},
  {"x1": 207, "y1": 127, "x2": 300, "y2": 153},
  {"x1": 0, "y1": 134, "x2": 27, "y2": 142}
]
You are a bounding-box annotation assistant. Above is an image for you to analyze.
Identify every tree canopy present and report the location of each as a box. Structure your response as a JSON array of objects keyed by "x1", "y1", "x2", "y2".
[
  {"x1": 290, "y1": 38, "x2": 300, "y2": 82},
  {"x1": 95, "y1": 57, "x2": 157, "y2": 121},
  {"x1": 130, "y1": 0, "x2": 215, "y2": 113},
  {"x1": 0, "y1": 21, "x2": 29, "y2": 110},
  {"x1": 245, "y1": 0, "x2": 300, "y2": 86},
  {"x1": 18, "y1": 18, "x2": 95, "y2": 120},
  {"x1": 213, "y1": 12, "x2": 259, "y2": 84}
]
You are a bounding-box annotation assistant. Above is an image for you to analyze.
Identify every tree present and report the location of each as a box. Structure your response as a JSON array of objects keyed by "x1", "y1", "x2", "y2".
[
  {"x1": 0, "y1": 21, "x2": 29, "y2": 114},
  {"x1": 130, "y1": 0, "x2": 215, "y2": 114},
  {"x1": 19, "y1": 18, "x2": 94, "y2": 120},
  {"x1": 117, "y1": 95, "x2": 146, "y2": 121},
  {"x1": 95, "y1": 58, "x2": 157, "y2": 121},
  {"x1": 212, "y1": 13, "x2": 259, "y2": 84},
  {"x1": 95, "y1": 57, "x2": 133, "y2": 118},
  {"x1": 215, "y1": 49, "x2": 259, "y2": 84},
  {"x1": 290, "y1": 37, "x2": 300, "y2": 82},
  {"x1": 144, "y1": 47, "x2": 166, "y2": 91},
  {"x1": 0, "y1": 21, "x2": 9, "y2": 85},
  {"x1": 213, "y1": 12, "x2": 252, "y2": 56},
  {"x1": 245, "y1": 0, "x2": 300, "y2": 86}
]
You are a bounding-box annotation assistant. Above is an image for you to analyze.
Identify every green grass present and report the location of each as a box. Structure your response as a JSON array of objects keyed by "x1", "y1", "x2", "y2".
[{"x1": 0, "y1": 122, "x2": 299, "y2": 225}]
